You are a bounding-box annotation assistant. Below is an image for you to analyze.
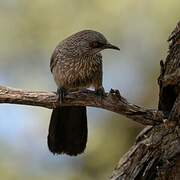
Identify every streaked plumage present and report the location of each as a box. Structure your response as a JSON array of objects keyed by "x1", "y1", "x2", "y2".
[{"x1": 48, "y1": 30, "x2": 119, "y2": 156}]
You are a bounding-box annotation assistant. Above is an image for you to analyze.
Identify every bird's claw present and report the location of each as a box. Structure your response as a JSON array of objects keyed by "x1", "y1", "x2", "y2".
[
  {"x1": 95, "y1": 87, "x2": 105, "y2": 102},
  {"x1": 57, "y1": 87, "x2": 67, "y2": 103},
  {"x1": 95, "y1": 87, "x2": 105, "y2": 96}
]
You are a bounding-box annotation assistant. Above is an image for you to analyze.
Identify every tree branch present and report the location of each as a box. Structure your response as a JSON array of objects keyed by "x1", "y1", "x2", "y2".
[{"x1": 0, "y1": 85, "x2": 165, "y2": 126}]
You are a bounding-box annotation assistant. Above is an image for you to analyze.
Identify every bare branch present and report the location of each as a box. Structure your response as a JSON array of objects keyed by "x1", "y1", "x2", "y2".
[{"x1": 0, "y1": 85, "x2": 165, "y2": 125}]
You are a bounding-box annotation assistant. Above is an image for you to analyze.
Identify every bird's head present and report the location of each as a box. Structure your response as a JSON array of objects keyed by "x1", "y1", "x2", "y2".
[{"x1": 61, "y1": 30, "x2": 120, "y2": 57}]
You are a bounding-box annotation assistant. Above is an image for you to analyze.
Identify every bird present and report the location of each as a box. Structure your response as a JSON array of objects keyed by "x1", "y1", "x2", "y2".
[{"x1": 48, "y1": 30, "x2": 120, "y2": 156}]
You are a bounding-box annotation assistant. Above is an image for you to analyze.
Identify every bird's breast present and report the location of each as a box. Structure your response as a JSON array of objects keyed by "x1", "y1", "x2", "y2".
[{"x1": 52, "y1": 53, "x2": 102, "y2": 89}]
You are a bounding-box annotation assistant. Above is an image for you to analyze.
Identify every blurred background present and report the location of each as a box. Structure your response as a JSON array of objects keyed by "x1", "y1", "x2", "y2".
[{"x1": 0, "y1": 0, "x2": 179, "y2": 179}]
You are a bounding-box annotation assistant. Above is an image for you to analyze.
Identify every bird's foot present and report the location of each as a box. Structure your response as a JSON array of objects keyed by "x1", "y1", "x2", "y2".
[
  {"x1": 95, "y1": 86, "x2": 105, "y2": 97},
  {"x1": 57, "y1": 87, "x2": 67, "y2": 103}
]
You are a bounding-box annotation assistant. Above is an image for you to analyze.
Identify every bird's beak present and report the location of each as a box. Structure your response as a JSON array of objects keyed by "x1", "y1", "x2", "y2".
[{"x1": 104, "y1": 43, "x2": 120, "y2": 51}]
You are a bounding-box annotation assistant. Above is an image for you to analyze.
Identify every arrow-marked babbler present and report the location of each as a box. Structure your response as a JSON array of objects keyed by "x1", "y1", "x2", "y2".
[{"x1": 48, "y1": 30, "x2": 120, "y2": 156}]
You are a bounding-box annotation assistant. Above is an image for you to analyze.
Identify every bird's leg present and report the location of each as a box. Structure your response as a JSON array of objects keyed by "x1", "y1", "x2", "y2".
[
  {"x1": 57, "y1": 87, "x2": 67, "y2": 103},
  {"x1": 95, "y1": 86, "x2": 105, "y2": 96}
]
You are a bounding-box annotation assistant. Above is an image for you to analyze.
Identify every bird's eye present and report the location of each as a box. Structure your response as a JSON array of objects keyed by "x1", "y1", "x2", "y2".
[{"x1": 90, "y1": 41, "x2": 102, "y2": 48}]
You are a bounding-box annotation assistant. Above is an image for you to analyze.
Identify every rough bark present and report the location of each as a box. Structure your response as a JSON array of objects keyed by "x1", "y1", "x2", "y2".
[{"x1": 110, "y1": 21, "x2": 180, "y2": 180}]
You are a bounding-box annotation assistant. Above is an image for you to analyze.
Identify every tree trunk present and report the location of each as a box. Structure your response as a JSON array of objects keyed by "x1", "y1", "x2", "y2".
[{"x1": 110, "y1": 22, "x2": 180, "y2": 180}]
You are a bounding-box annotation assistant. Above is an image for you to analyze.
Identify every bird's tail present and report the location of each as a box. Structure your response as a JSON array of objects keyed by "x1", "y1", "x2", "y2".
[{"x1": 47, "y1": 106, "x2": 87, "y2": 156}]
